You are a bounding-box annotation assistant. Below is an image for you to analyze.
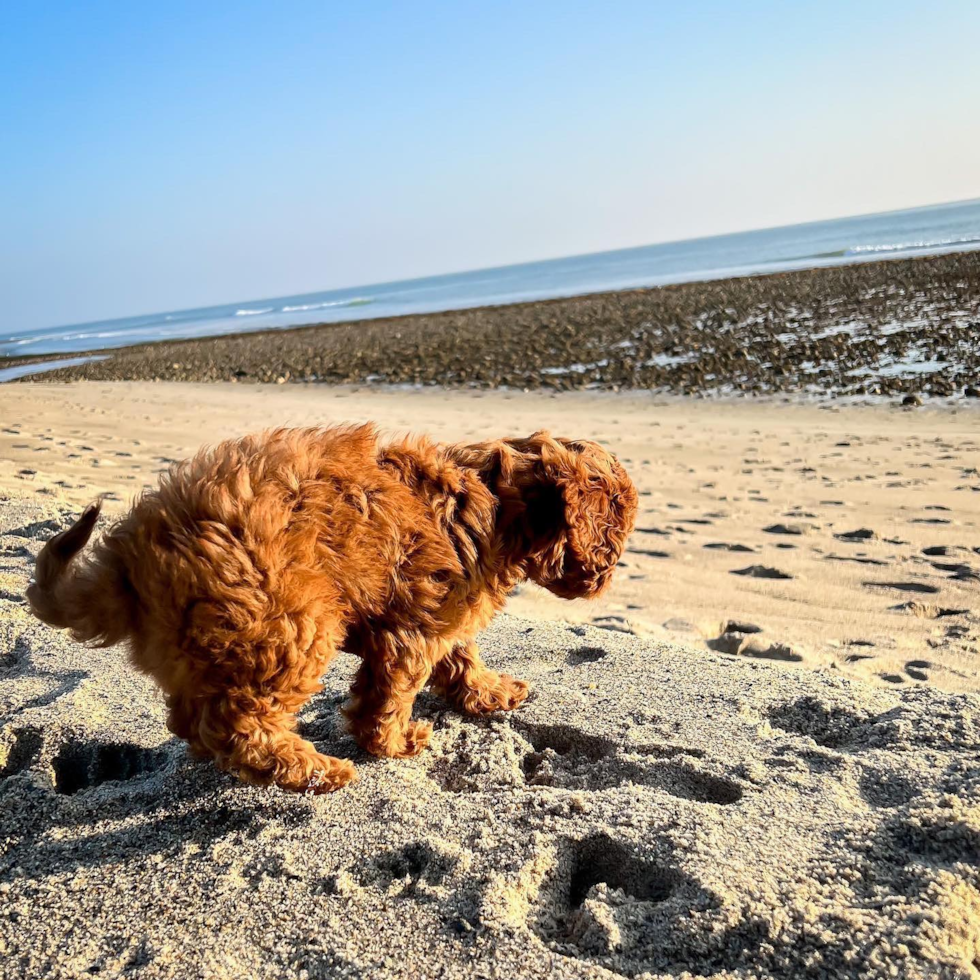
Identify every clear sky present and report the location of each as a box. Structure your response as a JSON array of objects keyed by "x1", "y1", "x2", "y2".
[{"x1": 2, "y1": 1, "x2": 978, "y2": 332}]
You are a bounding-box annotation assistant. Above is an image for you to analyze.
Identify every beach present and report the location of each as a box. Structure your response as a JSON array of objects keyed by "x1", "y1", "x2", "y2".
[
  {"x1": 2, "y1": 256, "x2": 980, "y2": 977},
  {"x1": 6, "y1": 0, "x2": 980, "y2": 970},
  {"x1": 1, "y1": 381, "x2": 977, "y2": 697}
]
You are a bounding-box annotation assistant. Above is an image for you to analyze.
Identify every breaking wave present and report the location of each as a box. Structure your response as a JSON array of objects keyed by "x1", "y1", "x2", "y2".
[
  {"x1": 281, "y1": 297, "x2": 373, "y2": 313},
  {"x1": 805, "y1": 235, "x2": 980, "y2": 262}
]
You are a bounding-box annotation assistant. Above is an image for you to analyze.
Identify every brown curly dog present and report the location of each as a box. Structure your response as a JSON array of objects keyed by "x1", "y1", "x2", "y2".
[{"x1": 28, "y1": 426, "x2": 637, "y2": 793}]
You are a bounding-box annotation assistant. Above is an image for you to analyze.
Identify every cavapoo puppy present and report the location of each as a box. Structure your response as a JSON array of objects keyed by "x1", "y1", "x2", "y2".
[{"x1": 28, "y1": 426, "x2": 637, "y2": 792}]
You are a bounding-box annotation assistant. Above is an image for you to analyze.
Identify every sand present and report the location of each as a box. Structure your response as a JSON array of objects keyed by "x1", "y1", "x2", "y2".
[
  {"x1": 1, "y1": 381, "x2": 977, "y2": 695},
  {"x1": 1, "y1": 492, "x2": 979, "y2": 979}
]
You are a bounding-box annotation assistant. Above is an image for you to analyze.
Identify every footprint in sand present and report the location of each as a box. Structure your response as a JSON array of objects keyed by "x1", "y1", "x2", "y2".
[
  {"x1": 0, "y1": 728, "x2": 170, "y2": 794},
  {"x1": 627, "y1": 548, "x2": 671, "y2": 559},
  {"x1": 731, "y1": 565, "x2": 794, "y2": 580},
  {"x1": 922, "y1": 545, "x2": 967, "y2": 557},
  {"x1": 703, "y1": 542, "x2": 756, "y2": 553},
  {"x1": 824, "y1": 554, "x2": 887, "y2": 566},
  {"x1": 763, "y1": 523, "x2": 818, "y2": 536},
  {"x1": 566, "y1": 646, "x2": 607, "y2": 666},
  {"x1": 905, "y1": 660, "x2": 931, "y2": 681},
  {"x1": 706, "y1": 621, "x2": 801, "y2": 662},
  {"x1": 765, "y1": 697, "x2": 879, "y2": 751},
  {"x1": 865, "y1": 581, "x2": 941, "y2": 595},
  {"x1": 874, "y1": 655, "x2": 940, "y2": 685},
  {"x1": 590, "y1": 615, "x2": 636, "y2": 635},
  {"x1": 929, "y1": 561, "x2": 979, "y2": 581},
  {"x1": 355, "y1": 841, "x2": 455, "y2": 895},
  {"x1": 511, "y1": 722, "x2": 741, "y2": 801},
  {"x1": 835, "y1": 528, "x2": 878, "y2": 542},
  {"x1": 889, "y1": 601, "x2": 967, "y2": 619},
  {"x1": 50, "y1": 740, "x2": 172, "y2": 796},
  {"x1": 524, "y1": 832, "x2": 692, "y2": 960}
]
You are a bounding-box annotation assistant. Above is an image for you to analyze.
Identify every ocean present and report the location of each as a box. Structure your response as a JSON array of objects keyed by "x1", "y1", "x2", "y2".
[{"x1": 4, "y1": 197, "x2": 980, "y2": 361}]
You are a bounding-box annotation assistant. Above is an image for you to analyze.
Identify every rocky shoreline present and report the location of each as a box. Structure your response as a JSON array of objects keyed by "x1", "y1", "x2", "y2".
[{"x1": 11, "y1": 250, "x2": 980, "y2": 397}]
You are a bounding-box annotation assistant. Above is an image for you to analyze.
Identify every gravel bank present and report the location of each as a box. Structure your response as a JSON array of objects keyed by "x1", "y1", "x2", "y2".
[{"x1": 13, "y1": 251, "x2": 980, "y2": 397}]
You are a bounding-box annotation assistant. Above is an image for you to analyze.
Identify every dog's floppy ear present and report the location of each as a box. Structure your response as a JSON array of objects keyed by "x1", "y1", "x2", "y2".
[{"x1": 520, "y1": 434, "x2": 638, "y2": 599}]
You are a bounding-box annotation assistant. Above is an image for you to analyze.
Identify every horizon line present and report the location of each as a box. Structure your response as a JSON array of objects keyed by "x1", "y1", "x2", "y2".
[{"x1": 16, "y1": 193, "x2": 980, "y2": 337}]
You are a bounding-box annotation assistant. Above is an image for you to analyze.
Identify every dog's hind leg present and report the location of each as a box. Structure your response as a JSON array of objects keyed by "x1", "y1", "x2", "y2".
[
  {"x1": 344, "y1": 631, "x2": 434, "y2": 758},
  {"x1": 173, "y1": 628, "x2": 353, "y2": 792},
  {"x1": 165, "y1": 693, "x2": 209, "y2": 758},
  {"x1": 171, "y1": 595, "x2": 355, "y2": 792},
  {"x1": 430, "y1": 640, "x2": 529, "y2": 715},
  {"x1": 191, "y1": 693, "x2": 356, "y2": 793}
]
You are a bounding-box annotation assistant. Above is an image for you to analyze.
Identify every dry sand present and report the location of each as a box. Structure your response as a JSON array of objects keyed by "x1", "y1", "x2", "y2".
[
  {"x1": 1, "y1": 381, "x2": 978, "y2": 693},
  {"x1": 2, "y1": 383, "x2": 980, "y2": 977},
  {"x1": 1, "y1": 493, "x2": 979, "y2": 979}
]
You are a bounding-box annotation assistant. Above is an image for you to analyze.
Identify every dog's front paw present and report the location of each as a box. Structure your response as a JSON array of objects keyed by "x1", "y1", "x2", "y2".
[
  {"x1": 304, "y1": 757, "x2": 358, "y2": 794},
  {"x1": 463, "y1": 674, "x2": 530, "y2": 714},
  {"x1": 397, "y1": 720, "x2": 433, "y2": 757},
  {"x1": 497, "y1": 676, "x2": 530, "y2": 710},
  {"x1": 361, "y1": 719, "x2": 433, "y2": 759}
]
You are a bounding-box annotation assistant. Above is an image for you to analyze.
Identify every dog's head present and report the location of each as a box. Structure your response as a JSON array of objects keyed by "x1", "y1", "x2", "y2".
[{"x1": 498, "y1": 433, "x2": 638, "y2": 599}]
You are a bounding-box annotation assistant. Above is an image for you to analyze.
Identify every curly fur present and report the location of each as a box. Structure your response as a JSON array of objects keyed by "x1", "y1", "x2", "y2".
[{"x1": 28, "y1": 425, "x2": 637, "y2": 792}]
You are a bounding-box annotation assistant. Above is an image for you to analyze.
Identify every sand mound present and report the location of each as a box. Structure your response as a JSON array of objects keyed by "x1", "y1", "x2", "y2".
[{"x1": 1, "y1": 498, "x2": 979, "y2": 979}]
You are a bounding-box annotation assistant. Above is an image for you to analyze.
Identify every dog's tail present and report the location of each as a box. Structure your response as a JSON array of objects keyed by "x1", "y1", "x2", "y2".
[{"x1": 27, "y1": 501, "x2": 136, "y2": 647}]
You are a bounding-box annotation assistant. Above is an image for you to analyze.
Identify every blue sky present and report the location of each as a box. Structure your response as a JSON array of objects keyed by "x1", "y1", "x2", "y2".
[{"x1": 2, "y1": 1, "x2": 978, "y2": 331}]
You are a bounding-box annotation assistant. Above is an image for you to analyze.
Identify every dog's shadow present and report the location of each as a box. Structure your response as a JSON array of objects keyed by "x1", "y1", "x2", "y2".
[
  {"x1": 0, "y1": 734, "x2": 315, "y2": 885},
  {"x1": 1, "y1": 687, "x2": 475, "y2": 884}
]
